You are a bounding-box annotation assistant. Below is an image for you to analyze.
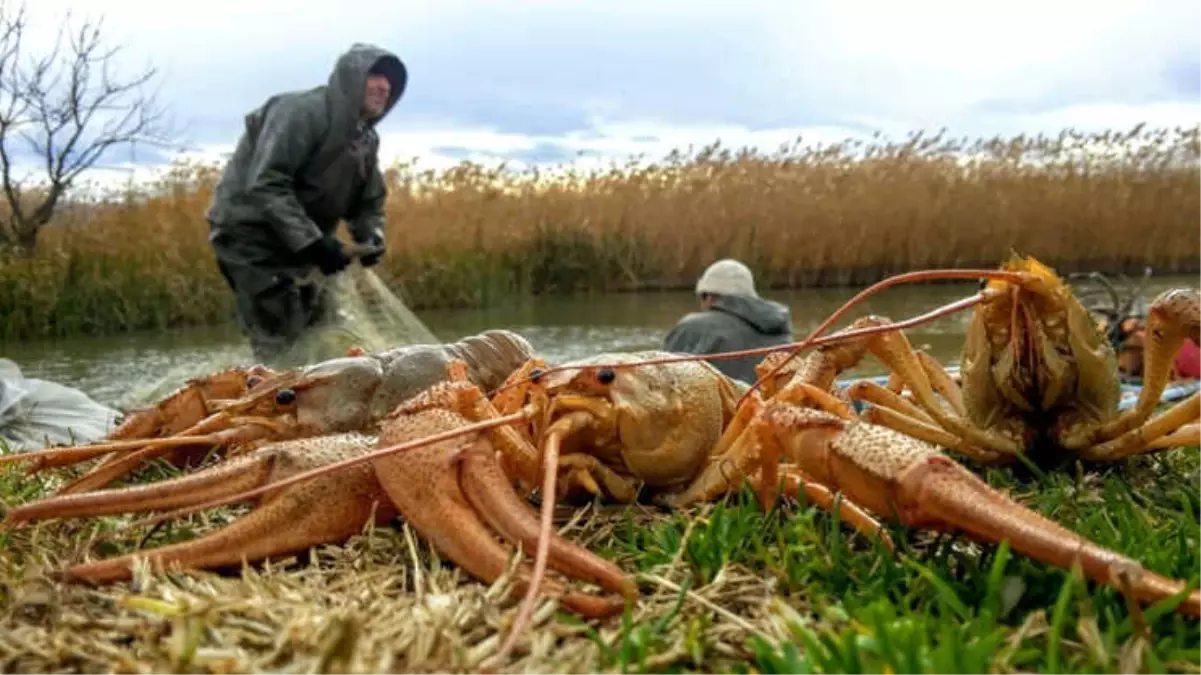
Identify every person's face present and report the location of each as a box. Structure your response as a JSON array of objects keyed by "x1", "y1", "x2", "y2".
[
  {"x1": 699, "y1": 293, "x2": 714, "y2": 310},
  {"x1": 363, "y1": 74, "x2": 391, "y2": 118}
]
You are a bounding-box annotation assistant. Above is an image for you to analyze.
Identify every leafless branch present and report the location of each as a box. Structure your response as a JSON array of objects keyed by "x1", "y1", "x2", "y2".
[{"x1": 0, "y1": 0, "x2": 176, "y2": 252}]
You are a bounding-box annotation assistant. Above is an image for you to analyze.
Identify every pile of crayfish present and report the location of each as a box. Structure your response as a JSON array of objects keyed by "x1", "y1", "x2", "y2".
[{"x1": 2, "y1": 254, "x2": 1197, "y2": 667}]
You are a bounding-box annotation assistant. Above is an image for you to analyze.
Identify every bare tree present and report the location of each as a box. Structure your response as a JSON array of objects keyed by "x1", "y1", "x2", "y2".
[{"x1": 0, "y1": 0, "x2": 175, "y2": 254}]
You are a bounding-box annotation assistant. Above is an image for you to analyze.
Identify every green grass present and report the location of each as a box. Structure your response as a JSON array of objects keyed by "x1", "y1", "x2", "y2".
[
  {"x1": 575, "y1": 450, "x2": 1201, "y2": 674},
  {"x1": 0, "y1": 437, "x2": 1197, "y2": 673}
]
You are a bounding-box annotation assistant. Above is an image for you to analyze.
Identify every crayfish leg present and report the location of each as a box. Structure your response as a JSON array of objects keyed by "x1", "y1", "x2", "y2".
[
  {"x1": 50, "y1": 418, "x2": 285, "y2": 497},
  {"x1": 489, "y1": 357, "x2": 551, "y2": 417},
  {"x1": 773, "y1": 466, "x2": 894, "y2": 551},
  {"x1": 104, "y1": 365, "x2": 276, "y2": 442}
]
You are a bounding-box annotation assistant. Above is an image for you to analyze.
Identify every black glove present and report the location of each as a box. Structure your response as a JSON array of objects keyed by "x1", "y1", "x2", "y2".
[
  {"x1": 356, "y1": 229, "x2": 385, "y2": 268},
  {"x1": 305, "y1": 236, "x2": 352, "y2": 276}
]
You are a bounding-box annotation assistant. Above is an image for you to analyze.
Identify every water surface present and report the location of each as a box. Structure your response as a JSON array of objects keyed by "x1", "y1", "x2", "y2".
[{"x1": 5, "y1": 274, "x2": 1194, "y2": 409}]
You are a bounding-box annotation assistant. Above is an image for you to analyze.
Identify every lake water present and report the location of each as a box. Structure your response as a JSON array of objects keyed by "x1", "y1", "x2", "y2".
[{"x1": 3, "y1": 274, "x2": 1195, "y2": 410}]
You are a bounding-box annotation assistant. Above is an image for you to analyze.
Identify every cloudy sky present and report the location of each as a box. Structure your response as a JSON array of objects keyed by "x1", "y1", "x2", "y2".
[{"x1": 9, "y1": 0, "x2": 1201, "y2": 188}]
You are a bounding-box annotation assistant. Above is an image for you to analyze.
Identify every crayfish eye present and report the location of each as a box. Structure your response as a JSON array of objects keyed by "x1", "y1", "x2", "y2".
[
  {"x1": 276, "y1": 388, "x2": 297, "y2": 405},
  {"x1": 595, "y1": 368, "x2": 616, "y2": 385},
  {"x1": 529, "y1": 367, "x2": 544, "y2": 383}
]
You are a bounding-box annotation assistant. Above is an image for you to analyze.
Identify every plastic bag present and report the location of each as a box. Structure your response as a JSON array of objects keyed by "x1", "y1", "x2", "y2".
[{"x1": 0, "y1": 358, "x2": 120, "y2": 452}]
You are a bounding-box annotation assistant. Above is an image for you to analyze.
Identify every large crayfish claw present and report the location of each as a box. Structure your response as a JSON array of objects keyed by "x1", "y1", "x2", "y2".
[
  {"x1": 805, "y1": 414, "x2": 1201, "y2": 616},
  {"x1": 5, "y1": 434, "x2": 396, "y2": 584},
  {"x1": 371, "y1": 404, "x2": 636, "y2": 619}
]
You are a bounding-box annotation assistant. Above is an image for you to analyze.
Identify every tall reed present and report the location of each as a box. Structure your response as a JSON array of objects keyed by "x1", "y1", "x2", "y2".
[{"x1": 1, "y1": 125, "x2": 1197, "y2": 342}]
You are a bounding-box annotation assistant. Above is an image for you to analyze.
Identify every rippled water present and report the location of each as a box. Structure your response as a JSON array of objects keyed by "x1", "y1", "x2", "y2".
[{"x1": 4, "y1": 274, "x2": 1195, "y2": 410}]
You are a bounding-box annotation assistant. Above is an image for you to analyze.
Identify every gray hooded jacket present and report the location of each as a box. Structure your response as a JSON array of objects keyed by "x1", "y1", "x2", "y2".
[
  {"x1": 662, "y1": 293, "x2": 794, "y2": 384},
  {"x1": 206, "y1": 43, "x2": 408, "y2": 278}
]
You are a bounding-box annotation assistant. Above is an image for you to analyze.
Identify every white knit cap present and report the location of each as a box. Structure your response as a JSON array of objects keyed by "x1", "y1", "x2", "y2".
[{"x1": 695, "y1": 258, "x2": 758, "y2": 297}]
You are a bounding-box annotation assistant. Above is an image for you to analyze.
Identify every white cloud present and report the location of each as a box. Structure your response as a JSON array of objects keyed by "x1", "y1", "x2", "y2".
[{"x1": 757, "y1": 0, "x2": 1201, "y2": 124}]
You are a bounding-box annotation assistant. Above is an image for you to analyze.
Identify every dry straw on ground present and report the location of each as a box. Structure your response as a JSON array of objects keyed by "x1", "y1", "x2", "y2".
[
  {"x1": 0, "y1": 501, "x2": 784, "y2": 674},
  {"x1": 1, "y1": 125, "x2": 1198, "y2": 340}
]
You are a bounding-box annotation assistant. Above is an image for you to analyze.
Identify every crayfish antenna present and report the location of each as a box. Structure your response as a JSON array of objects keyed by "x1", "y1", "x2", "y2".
[
  {"x1": 741, "y1": 267, "x2": 1029, "y2": 401},
  {"x1": 489, "y1": 412, "x2": 598, "y2": 666}
]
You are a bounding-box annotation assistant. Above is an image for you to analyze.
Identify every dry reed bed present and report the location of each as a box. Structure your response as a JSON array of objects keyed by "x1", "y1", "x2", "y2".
[{"x1": 1, "y1": 125, "x2": 1198, "y2": 341}]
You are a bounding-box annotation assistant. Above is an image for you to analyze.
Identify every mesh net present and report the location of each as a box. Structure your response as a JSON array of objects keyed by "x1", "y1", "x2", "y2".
[
  {"x1": 273, "y1": 265, "x2": 440, "y2": 368},
  {"x1": 119, "y1": 265, "x2": 440, "y2": 409}
]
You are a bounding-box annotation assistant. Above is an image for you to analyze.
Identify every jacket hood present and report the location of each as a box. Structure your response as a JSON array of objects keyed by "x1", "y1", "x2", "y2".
[
  {"x1": 711, "y1": 293, "x2": 792, "y2": 334},
  {"x1": 327, "y1": 43, "x2": 408, "y2": 128}
]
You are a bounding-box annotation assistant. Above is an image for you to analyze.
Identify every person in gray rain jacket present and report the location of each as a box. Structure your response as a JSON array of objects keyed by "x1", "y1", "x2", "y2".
[
  {"x1": 205, "y1": 43, "x2": 408, "y2": 363},
  {"x1": 663, "y1": 258, "x2": 795, "y2": 385}
]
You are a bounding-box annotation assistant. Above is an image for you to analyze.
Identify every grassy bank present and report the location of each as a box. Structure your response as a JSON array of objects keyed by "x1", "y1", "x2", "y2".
[
  {"x1": 1, "y1": 125, "x2": 1198, "y2": 342},
  {"x1": 1, "y1": 438, "x2": 1197, "y2": 672}
]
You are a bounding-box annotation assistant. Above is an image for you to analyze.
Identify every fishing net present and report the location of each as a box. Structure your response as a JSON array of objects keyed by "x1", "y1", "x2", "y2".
[
  {"x1": 272, "y1": 265, "x2": 440, "y2": 369},
  {"x1": 117, "y1": 264, "x2": 441, "y2": 410}
]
